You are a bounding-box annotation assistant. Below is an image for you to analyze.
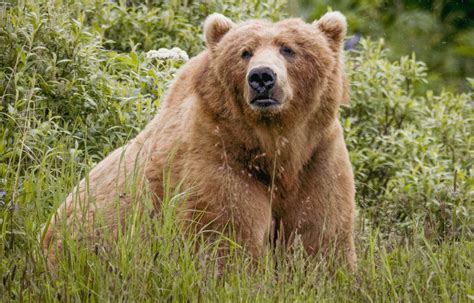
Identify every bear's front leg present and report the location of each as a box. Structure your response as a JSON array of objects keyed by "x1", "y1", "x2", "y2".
[
  {"x1": 279, "y1": 135, "x2": 357, "y2": 270},
  {"x1": 281, "y1": 194, "x2": 356, "y2": 270},
  {"x1": 178, "y1": 161, "x2": 272, "y2": 260}
]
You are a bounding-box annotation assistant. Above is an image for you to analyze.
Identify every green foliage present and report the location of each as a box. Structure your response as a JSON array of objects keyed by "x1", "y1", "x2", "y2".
[
  {"x1": 87, "y1": 0, "x2": 286, "y2": 54},
  {"x1": 0, "y1": 1, "x2": 181, "y2": 181},
  {"x1": 0, "y1": 0, "x2": 472, "y2": 300},
  {"x1": 342, "y1": 39, "x2": 473, "y2": 241}
]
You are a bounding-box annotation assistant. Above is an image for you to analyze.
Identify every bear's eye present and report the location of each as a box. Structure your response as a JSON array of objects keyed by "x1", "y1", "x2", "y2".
[
  {"x1": 241, "y1": 50, "x2": 253, "y2": 59},
  {"x1": 280, "y1": 46, "x2": 295, "y2": 57}
]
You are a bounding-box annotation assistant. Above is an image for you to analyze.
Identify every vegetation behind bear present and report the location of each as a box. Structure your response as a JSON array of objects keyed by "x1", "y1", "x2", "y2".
[{"x1": 0, "y1": 0, "x2": 472, "y2": 301}]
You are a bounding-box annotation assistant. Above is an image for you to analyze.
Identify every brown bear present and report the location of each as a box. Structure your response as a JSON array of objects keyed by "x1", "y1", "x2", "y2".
[{"x1": 43, "y1": 12, "x2": 356, "y2": 269}]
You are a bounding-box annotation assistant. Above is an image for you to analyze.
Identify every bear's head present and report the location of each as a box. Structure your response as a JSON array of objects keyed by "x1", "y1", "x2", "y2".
[{"x1": 200, "y1": 12, "x2": 349, "y2": 126}]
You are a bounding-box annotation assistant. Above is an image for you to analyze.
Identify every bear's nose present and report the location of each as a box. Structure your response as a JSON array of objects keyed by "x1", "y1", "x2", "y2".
[{"x1": 247, "y1": 67, "x2": 276, "y2": 94}]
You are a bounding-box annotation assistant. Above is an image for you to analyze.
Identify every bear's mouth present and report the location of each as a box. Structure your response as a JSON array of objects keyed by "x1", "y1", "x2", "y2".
[{"x1": 250, "y1": 96, "x2": 281, "y2": 109}]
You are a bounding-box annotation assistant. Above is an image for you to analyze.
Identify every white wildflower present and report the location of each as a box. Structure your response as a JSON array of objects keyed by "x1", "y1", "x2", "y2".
[{"x1": 146, "y1": 47, "x2": 189, "y2": 61}]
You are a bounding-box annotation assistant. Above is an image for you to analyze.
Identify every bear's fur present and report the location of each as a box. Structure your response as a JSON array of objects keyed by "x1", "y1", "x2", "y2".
[{"x1": 43, "y1": 12, "x2": 356, "y2": 268}]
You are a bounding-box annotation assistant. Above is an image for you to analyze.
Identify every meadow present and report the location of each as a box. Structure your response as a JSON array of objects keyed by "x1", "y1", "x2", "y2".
[{"x1": 0, "y1": 0, "x2": 472, "y2": 301}]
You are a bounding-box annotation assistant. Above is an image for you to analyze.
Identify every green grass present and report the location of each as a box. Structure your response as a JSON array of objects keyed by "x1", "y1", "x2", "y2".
[
  {"x1": 1, "y1": 0, "x2": 473, "y2": 301},
  {"x1": 0, "y1": 163, "x2": 472, "y2": 301}
]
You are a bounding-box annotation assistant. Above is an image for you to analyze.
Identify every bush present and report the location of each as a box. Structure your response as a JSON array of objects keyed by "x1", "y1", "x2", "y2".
[
  {"x1": 343, "y1": 39, "x2": 473, "y2": 241},
  {"x1": 87, "y1": 0, "x2": 286, "y2": 55},
  {"x1": 0, "y1": 0, "x2": 186, "y2": 238}
]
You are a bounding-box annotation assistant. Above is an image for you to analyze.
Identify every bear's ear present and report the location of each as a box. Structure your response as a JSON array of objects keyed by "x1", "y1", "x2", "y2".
[
  {"x1": 314, "y1": 11, "x2": 347, "y2": 52},
  {"x1": 204, "y1": 13, "x2": 235, "y2": 51}
]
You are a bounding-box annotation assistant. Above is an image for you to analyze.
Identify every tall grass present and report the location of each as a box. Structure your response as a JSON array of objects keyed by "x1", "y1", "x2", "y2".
[{"x1": 0, "y1": 0, "x2": 472, "y2": 301}]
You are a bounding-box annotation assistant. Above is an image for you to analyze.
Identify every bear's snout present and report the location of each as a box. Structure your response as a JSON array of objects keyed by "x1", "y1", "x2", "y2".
[
  {"x1": 247, "y1": 67, "x2": 280, "y2": 108},
  {"x1": 248, "y1": 67, "x2": 276, "y2": 93}
]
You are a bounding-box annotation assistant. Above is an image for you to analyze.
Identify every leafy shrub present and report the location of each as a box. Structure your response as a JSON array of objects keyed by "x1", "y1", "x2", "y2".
[
  {"x1": 87, "y1": 0, "x2": 287, "y2": 54},
  {"x1": 0, "y1": 1, "x2": 183, "y2": 185},
  {"x1": 343, "y1": 39, "x2": 473, "y2": 241}
]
